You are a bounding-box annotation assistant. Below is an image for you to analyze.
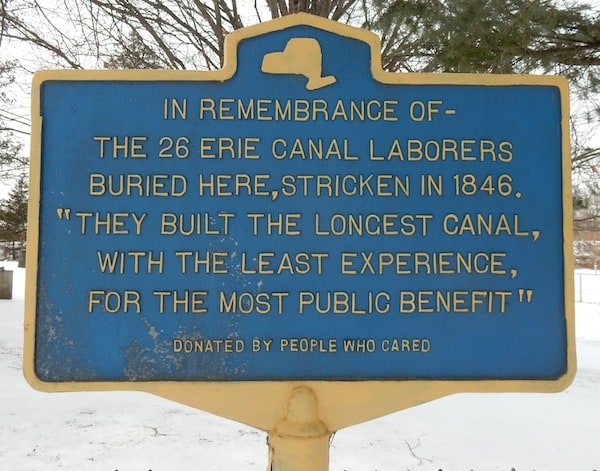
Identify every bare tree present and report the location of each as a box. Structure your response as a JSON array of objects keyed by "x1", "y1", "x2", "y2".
[
  {"x1": 1, "y1": 0, "x2": 600, "y2": 222},
  {"x1": 0, "y1": 1, "x2": 362, "y2": 71},
  {"x1": 0, "y1": 60, "x2": 26, "y2": 181}
]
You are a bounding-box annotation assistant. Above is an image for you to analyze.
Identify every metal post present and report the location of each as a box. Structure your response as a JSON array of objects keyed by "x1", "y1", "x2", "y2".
[{"x1": 267, "y1": 386, "x2": 331, "y2": 471}]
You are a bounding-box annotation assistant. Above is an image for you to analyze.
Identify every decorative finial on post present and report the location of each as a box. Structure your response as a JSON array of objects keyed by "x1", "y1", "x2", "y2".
[{"x1": 268, "y1": 386, "x2": 331, "y2": 470}]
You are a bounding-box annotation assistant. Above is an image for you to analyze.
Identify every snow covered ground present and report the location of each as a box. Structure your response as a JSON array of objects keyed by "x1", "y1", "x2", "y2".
[{"x1": 1, "y1": 264, "x2": 599, "y2": 470}]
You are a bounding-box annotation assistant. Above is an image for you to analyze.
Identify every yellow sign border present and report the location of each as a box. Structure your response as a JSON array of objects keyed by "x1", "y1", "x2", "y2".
[{"x1": 24, "y1": 13, "x2": 575, "y2": 433}]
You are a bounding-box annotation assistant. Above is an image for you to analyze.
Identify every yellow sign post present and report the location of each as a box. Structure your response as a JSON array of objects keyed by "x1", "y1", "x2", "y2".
[{"x1": 25, "y1": 14, "x2": 575, "y2": 469}]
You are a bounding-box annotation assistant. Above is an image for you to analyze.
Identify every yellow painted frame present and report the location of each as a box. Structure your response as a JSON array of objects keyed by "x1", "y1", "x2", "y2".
[{"x1": 24, "y1": 13, "x2": 575, "y2": 436}]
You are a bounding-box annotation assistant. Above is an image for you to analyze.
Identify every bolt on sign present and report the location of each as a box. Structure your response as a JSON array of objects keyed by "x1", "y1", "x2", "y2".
[{"x1": 25, "y1": 13, "x2": 575, "y2": 469}]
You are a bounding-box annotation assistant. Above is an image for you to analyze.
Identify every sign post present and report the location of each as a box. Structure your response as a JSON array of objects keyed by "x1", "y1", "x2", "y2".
[{"x1": 25, "y1": 14, "x2": 575, "y2": 468}]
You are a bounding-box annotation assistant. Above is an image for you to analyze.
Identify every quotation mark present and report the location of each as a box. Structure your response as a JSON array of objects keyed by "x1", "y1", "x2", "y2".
[
  {"x1": 56, "y1": 208, "x2": 71, "y2": 220},
  {"x1": 518, "y1": 289, "x2": 534, "y2": 303}
]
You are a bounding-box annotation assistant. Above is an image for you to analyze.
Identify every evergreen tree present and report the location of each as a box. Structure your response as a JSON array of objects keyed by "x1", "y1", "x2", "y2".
[
  {"x1": 370, "y1": 0, "x2": 600, "y2": 75},
  {"x1": 0, "y1": 174, "x2": 28, "y2": 261}
]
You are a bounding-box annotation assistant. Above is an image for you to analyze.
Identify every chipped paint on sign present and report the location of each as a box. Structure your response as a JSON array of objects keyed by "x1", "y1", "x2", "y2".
[{"x1": 24, "y1": 14, "x2": 574, "y2": 433}]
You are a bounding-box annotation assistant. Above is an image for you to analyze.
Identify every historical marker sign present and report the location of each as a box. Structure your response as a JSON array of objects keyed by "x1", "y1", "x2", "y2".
[{"x1": 25, "y1": 14, "x2": 574, "y2": 431}]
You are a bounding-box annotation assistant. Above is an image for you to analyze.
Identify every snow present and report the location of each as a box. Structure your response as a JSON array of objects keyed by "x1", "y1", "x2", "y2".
[{"x1": 1, "y1": 265, "x2": 599, "y2": 470}]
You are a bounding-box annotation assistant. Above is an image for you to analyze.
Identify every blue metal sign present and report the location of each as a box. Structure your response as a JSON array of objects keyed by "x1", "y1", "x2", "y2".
[{"x1": 27, "y1": 17, "x2": 573, "y2": 384}]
